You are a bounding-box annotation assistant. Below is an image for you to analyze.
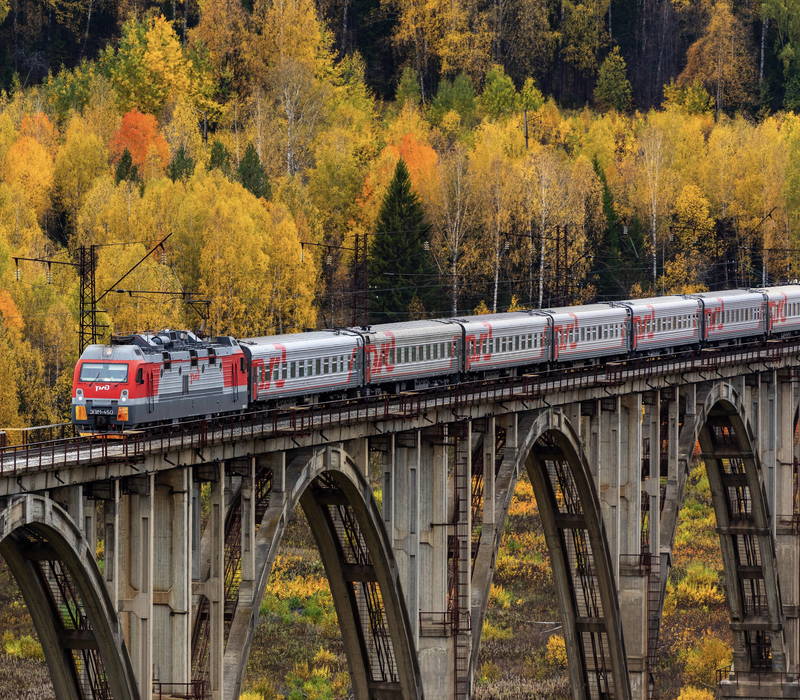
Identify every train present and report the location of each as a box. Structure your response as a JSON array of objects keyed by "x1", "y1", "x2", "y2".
[{"x1": 71, "y1": 285, "x2": 800, "y2": 432}]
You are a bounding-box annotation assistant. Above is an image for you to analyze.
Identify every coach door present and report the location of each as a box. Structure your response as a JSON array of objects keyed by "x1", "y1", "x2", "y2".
[{"x1": 147, "y1": 367, "x2": 157, "y2": 413}]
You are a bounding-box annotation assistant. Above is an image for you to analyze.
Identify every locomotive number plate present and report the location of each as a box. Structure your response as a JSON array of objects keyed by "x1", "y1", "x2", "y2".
[{"x1": 88, "y1": 407, "x2": 115, "y2": 416}]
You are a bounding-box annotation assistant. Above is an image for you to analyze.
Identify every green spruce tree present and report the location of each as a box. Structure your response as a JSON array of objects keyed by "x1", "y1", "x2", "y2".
[
  {"x1": 167, "y1": 144, "x2": 195, "y2": 181},
  {"x1": 396, "y1": 66, "x2": 422, "y2": 105},
  {"x1": 237, "y1": 143, "x2": 271, "y2": 199},
  {"x1": 594, "y1": 47, "x2": 633, "y2": 112},
  {"x1": 114, "y1": 148, "x2": 139, "y2": 184},
  {"x1": 368, "y1": 159, "x2": 439, "y2": 323},
  {"x1": 208, "y1": 139, "x2": 232, "y2": 176},
  {"x1": 478, "y1": 65, "x2": 519, "y2": 120}
]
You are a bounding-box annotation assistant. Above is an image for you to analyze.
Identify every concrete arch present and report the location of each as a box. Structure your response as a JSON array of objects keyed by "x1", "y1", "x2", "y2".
[
  {"x1": 223, "y1": 447, "x2": 423, "y2": 700},
  {"x1": 668, "y1": 381, "x2": 788, "y2": 673},
  {"x1": 472, "y1": 409, "x2": 631, "y2": 700},
  {"x1": 0, "y1": 493, "x2": 137, "y2": 700}
]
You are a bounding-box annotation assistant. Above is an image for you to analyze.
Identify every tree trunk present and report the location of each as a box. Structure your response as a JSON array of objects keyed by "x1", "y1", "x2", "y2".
[
  {"x1": 528, "y1": 225, "x2": 534, "y2": 307},
  {"x1": 651, "y1": 211, "x2": 657, "y2": 286},
  {"x1": 82, "y1": 0, "x2": 94, "y2": 54},
  {"x1": 493, "y1": 230, "x2": 500, "y2": 313},
  {"x1": 538, "y1": 220, "x2": 546, "y2": 308},
  {"x1": 451, "y1": 255, "x2": 458, "y2": 316}
]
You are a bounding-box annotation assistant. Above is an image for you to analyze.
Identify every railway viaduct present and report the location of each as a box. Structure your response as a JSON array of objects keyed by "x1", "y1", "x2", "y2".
[{"x1": 2, "y1": 340, "x2": 800, "y2": 699}]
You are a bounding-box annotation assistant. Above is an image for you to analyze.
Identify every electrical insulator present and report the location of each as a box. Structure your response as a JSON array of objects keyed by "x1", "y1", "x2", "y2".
[
  {"x1": 14, "y1": 264, "x2": 19, "y2": 282},
  {"x1": 46, "y1": 263, "x2": 52, "y2": 284}
]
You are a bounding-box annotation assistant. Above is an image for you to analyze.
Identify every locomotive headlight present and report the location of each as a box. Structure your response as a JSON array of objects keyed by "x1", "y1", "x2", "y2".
[
  {"x1": 76, "y1": 388, "x2": 84, "y2": 400},
  {"x1": 120, "y1": 390, "x2": 129, "y2": 402}
]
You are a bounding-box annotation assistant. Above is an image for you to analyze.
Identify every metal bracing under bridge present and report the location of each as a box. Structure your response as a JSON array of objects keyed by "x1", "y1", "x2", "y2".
[{"x1": 3, "y1": 340, "x2": 800, "y2": 698}]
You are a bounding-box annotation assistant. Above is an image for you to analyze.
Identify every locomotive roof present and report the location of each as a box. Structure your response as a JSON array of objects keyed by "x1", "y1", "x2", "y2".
[{"x1": 110, "y1": 330, "x2": 239, "y2": 354}]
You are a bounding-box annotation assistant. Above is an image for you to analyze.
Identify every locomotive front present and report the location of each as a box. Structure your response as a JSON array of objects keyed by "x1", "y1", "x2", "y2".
[{"x1": 72, "y1": 343, "x2": 144, "y2": 433}]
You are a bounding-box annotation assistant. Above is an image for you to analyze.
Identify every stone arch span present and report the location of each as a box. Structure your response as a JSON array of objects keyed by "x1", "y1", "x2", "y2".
[
  {"x1": 0, "y1": 493, "x2": 137, "y2": 700},
  {"x1": 668, "y1": 381, "x2": 788, "y2": 674},
  {"x1": 223, "y1": 446, "x2": 423, "y2": 700},
  {"x1": 472, "y1": 409, "x2": 631, "y2": 700}
]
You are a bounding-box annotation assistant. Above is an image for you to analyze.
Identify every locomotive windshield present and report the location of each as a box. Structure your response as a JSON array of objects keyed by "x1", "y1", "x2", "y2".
[{"x1": 79, "y1": 362, "x2": 129, "y2": 383}]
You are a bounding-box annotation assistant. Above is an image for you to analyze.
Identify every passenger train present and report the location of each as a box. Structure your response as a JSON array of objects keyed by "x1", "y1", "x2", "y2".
[{"x1": 71, "y1": 285, "x2": 800, "y2": 432}]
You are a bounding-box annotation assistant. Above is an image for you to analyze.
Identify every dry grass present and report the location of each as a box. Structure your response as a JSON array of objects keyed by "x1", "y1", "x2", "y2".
[{"x1": 0, "y1": 653, "x2": 53, "y2": 699}]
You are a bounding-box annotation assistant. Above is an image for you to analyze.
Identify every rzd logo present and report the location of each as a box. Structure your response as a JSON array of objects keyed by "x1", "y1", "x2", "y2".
[
  {"x1": 705, "y1": 299, "x2": 725, "y2": 332},
  {"x1": 366, "y1": 333, "x2": 396, "y2": 379},
  {"x1": 94, "y1": 385, "x2": 111, "y2": 391}
]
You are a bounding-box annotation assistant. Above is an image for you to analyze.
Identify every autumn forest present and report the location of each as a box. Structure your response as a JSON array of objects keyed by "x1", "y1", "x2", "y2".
[{"x1": 0, "y1": 0, "x2": 798, "y2": 698}]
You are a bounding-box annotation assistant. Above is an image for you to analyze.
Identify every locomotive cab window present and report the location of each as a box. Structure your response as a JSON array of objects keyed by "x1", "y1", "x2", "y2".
[
  {"x1": 136, "y1": 367, "x2": 144, "y2": 384},
  {"x1": 80, "y1": 363, "x2": 129, "y2": 383}
]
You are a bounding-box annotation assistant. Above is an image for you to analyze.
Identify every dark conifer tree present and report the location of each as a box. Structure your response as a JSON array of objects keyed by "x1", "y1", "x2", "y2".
[
  {"x1": 368, "y1": 159, "x2": 439, "y2": 323},
  {"x1": 208, "y1": 139, "x2": 232, "y2": 176},
  {"x1": 114, "y1": 148, "x2": 138, "y2": 184},
  {"x1": 594, "y1": 46, "x2": 633, "y2": 111},
  {"x1": 167, "y1": 144, "x2": 195, "y2": 181},
  {"x1": 237, "y1": 143, "x2": 271, "y2": 199}
]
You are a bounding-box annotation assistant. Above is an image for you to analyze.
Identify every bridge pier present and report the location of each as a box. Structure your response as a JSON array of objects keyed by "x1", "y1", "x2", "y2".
[
  {"x1": 152, "y1": 467, "x2": 192, "y2": 689},
  {"x1": 384, "y1": 430, "x2": 447, "y2": 697}
]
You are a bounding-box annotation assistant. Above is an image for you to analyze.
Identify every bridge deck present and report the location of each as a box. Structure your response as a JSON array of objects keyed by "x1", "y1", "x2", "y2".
[{"x1": 1, "y1": 338, "x2": 798, "y2": 494}]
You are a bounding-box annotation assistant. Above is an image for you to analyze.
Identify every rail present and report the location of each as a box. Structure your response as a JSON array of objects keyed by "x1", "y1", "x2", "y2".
[{"x1": 2, "y1": 336, "x2": 800, "y2": 477}]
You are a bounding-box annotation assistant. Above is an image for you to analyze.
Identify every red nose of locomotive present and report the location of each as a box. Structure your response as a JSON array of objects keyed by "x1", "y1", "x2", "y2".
[{"x1": 72, "y1": 347, "x2": 138, "y2": 430}]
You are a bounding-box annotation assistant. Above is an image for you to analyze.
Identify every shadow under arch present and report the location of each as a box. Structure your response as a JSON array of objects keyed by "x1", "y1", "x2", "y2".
[
  {"x1": 0, "y1": 493, "x2": 137, "y2": 700},
  {"x1": 223, "y1": 446, "x2": 422, "y2": 700},
  {"x1": 668, "y1": 381, "x2": 788, "y2": 674},
  {"x1": 472, "y1": 410, "x2": 631, "y2": 700}
]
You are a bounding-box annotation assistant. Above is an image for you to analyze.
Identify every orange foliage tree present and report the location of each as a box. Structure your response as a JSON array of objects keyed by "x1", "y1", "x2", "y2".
[
  {"x1": 20, "y1": 112, "x2": 58, "y2": 153},
  {"x1": 109, "y1": 110, "x2": 170, "y2": 174}
]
